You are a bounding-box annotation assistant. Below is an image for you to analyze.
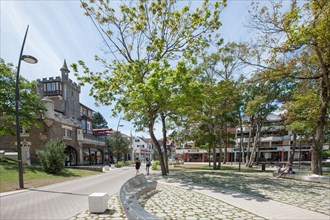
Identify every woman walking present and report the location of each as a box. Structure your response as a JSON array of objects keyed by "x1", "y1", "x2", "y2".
[
  {"x1": 146, "y1": 158, "x2": 151, "y2": 175},
  {"x1": 135, "y1": 157, "x2": 141, "y2": 175}
]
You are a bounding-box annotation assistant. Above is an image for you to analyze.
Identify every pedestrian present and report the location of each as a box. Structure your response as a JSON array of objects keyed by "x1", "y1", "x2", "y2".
[
  {"x1": 146, "y1": 158, "x2": 151, "y2": 175},
  {"x1": 135, "y1": 157, "x2": 141, "y2": 175},
  {"x1": 277, "y1": 163, "x2": 292, "y2": 178}
]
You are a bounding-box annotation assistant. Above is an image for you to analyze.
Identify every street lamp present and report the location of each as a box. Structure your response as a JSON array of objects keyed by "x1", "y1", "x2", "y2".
[
  {"x1": 16, "y1": 25, "x2": 38, "y2": 189},
  {"x1": 116, "y1": 116, "x2": 124, "y2": 133}
]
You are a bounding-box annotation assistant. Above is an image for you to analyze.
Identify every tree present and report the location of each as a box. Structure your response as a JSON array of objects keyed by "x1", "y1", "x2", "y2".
[
  {"x1": 282, "y1": 85, "x2": 320, "y2": 168},
  {"x1": 106, "y1": 133, "x2": 130, "y2": 162},
  {"x1": 0, "y1": 59, "x2": 45, "y2": 136},
  {"x1": 73, "y1": 0, "x2": 226, "y2": 175},
  {"x1": 243, "y1": 77, "x2": 286, "y2": 167},
  {"x1": 241, "y1": 0, "x2": 329, "y2": 174},
  {"x1": 92, "y1": 112, "x2": 108, "y2": 129},
  {"x1": 39, "y1": 139, "x2": 67, "y2": 174}
]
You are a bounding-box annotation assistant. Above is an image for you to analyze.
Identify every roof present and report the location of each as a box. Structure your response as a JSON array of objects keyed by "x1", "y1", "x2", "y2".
[{"x1": 60, "y1": 59, "x2": 70, "y2": 72}]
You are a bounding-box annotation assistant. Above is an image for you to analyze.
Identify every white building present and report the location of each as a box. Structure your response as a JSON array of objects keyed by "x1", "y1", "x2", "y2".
[{"x1": 131, "y1": 137, "x2": 153, "y2": 161}]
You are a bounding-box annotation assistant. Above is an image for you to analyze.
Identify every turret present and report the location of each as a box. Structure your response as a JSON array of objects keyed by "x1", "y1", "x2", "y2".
[{"x1": 60, "y1": 59, "x2": 70, "y2": 81}]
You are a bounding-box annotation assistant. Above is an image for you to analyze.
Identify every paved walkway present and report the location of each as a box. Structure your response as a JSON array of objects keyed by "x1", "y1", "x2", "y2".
[{"x1": 70, "y1": 170, "x2": 330, "y2": 220}]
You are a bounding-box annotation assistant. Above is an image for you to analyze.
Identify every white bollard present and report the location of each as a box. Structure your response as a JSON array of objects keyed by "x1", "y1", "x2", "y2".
[
  {"x1": 88, "y1": 192, "x2": 108, "y2": 213},
  {"x1": 102, "y1": 166, "x2": 110, "y2": 172}
]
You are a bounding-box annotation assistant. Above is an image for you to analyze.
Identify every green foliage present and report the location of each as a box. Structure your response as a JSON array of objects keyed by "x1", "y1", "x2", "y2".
[
  {"x1": 243, "y1": 0, "x2": 330, "y2": 174},
  {"x1": 0, "y1": 59, "x2": 46, "y2": 136},
  {"x1": 92, "y1": 112, "x2": 108, "y2": 128},
  {"x1": 283, "y1": 86, "x2": 320, "y2": 135},
  {"x1": 74, "y1": 0, "x2": 227, "y2": 176},
  {"x1": 106, "y1": 133, "x2": 130, "y2": 160},
  {"x1": 39, "y1": 140, "x2": 67, "y2": 174},
  {"x1": 115, "y1": 160, "x2": 134, "y2": 167},
  {"x1": 151, "y1": 160, "x2": 160, "y2": 170},
  {"x1": 115, "y1": 161, "x2": 125, "y2": 168},
  {"x1": 321, "y1": 150, "x2": 330, "y2": 159}
]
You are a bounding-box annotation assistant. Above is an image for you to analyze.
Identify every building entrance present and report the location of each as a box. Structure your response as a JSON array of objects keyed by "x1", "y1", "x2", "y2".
[{"x1": 65, "y1": 146, "x2": 77, "y2": 166}]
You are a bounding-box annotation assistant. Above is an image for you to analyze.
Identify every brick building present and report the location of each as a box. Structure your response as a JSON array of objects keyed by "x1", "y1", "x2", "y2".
[{"x1": 0, "y1": 60, "x2": 106, "y2": 166}]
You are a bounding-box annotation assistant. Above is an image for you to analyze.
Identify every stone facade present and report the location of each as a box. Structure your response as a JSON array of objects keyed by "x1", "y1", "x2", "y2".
[{"x1": 0, "y1": 60, "x2": 106, "y2": 166}]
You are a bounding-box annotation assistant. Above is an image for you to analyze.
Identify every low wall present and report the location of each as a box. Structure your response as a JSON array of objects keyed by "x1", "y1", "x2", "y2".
[{"x1": 119, "y1": 174, "x2": 159, "y2": 220}]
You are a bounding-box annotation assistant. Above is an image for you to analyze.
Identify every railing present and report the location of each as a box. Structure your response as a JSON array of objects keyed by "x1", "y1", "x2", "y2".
[{"x1": 44, "y1": 90, "x2": 62, "y2": 96}]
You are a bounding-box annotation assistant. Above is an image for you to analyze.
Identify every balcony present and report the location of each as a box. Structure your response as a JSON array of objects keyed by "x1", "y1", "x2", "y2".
[
  {"x1": 236, "y1": 137, "x2": 252, "y2": 143},
  {"x1": 261, "y1": 136, "x2": 283, "y2": 142},
  {"x1": 261, "y1": 125, "x2": 284, "y2": 131},
  {"x1": 44, "y1": 90, "x2": 63, "y2": 96},
  {"x1": 77, "y1": 129, "x2": 106, "y2": 146}
]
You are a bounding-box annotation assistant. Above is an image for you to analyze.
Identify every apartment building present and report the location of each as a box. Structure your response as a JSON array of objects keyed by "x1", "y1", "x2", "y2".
[
  {"x1": 0, "y1": 60, "x2": 106, "y2": 166},
  {"x1": 232, "y1": 114, "x2": 311, "y2": 163},
  {"x1": 174, "y1": 114, "x2": 320, "y2": 163}
]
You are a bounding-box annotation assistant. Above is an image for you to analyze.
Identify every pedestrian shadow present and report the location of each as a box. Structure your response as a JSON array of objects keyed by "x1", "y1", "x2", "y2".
[{"x1": 28, "y1": 188, "x2": 88, "y2": 196}]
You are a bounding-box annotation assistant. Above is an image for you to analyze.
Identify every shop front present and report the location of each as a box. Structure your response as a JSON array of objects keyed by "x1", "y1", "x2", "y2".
[{"x1": 82, "y1": 146, "x2": 104, "y2": 165}]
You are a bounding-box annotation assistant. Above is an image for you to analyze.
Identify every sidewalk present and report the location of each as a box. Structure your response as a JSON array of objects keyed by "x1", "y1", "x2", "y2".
[{"x1": 70, "y1": 170, "x2": 330, "y2": 220}]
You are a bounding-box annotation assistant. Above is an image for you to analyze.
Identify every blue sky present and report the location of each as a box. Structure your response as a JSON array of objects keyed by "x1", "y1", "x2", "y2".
[{"x1": 1, "y1": 0, "x2": 254, "y2": 138}]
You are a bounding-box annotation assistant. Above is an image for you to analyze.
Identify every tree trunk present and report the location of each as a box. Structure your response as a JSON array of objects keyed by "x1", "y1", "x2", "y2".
[
  {"x1": 256, "y1": 133, "x2": 261, "y2": 165},
  {"x1": 311, "y1": 77, "x2": 328, "y2": 174},
  {"x1": 248, "y1": 123, "x2": 260, "y2": 167},
  {"x1": 223, "y1": 126, "x2": 228, "y2": 164},
  {"x1": 208, "y1": 147, "x2": 211, "y2": 167},
  {"x1": 212, "y1": 140, "x2": 217, "y2": 170},
  {"x1": 149, "y1": 118, "x2": 167, "y2": 176},
  {"x1": 217, "y1": 124, "x2": 224, "y2": 170},
  {"x1": 161, "y1": 112, "x2": 169, "y2": 174},
  {"x1": 239, "y1": 112, "x2": 244, "y2": 171},
  {"x1": 311, "y1": 34, "x2": 329, "y2": 174},
  {"x1": 210, "y1": 124, "x2": 217, "y2": 170},
  {"x1": 289, "y1": 131, "x2": 297, "y2": 165},
  {"x1": 245, "y1": 118, "x2": 254, "y2": 167}
]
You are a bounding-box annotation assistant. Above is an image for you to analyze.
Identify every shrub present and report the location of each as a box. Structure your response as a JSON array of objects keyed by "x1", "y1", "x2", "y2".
[
  {"x1": 321, "y1": 150, "x2": 330, "y2": 159},
  {"x1": 152, "y1": 160, "x2": 160, "y2": 170},
  {"x1": 115, "y1": 161, "x2": 125, "y2": 168},
  {"x1": 39, "y1": 139, "x2": 66, "y2": 174}
]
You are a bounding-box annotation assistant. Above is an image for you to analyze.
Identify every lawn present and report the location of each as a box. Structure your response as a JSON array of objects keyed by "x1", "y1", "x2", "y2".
[{"x1": 0, "y1": 160, "x2": 101, "y2": 193}]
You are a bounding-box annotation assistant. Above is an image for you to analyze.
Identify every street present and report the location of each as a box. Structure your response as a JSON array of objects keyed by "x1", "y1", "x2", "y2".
[{"x1": 0, "y1": 166, "x2": 135, "y2": 220}]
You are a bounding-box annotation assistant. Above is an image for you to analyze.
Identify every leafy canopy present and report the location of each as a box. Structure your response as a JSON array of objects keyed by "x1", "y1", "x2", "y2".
[{"x1": 0, "y1": 59, "x2": 45, "y2": 136}]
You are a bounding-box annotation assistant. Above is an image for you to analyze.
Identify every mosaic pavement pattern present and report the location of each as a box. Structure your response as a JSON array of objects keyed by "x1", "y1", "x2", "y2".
[
  {"x1": 70, "y1": 170, "x2": 330, "y2": 219},
  {"x1": 140, "y1": 184, "x2": 265, "y2": 220},
  {"x1": 168, "y1": 170, "x2": 330, "y2": 215}
]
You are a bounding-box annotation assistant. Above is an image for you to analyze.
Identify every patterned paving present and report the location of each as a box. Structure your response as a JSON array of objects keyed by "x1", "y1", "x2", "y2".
[{"x1": 70, "y1": 170, "x2": 330, "y2": 219}]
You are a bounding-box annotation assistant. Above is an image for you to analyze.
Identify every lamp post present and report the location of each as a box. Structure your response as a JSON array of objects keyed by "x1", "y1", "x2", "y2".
[
  {"x1": 116, "y1": 116, "x2": 124, "y2": 160},
  {"x1": 16, "y1": 25, "x2": 38, "y2": 189}
]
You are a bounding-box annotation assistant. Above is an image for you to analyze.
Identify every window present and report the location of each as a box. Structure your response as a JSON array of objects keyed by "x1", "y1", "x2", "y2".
[
  {"x1": 87, "y1": 122, "x2": 92, "y2": 131},
  {"x1": 81, "y1": 120, "x2": 87, "y2": 129},
  {"x1": 62, "y1": 125, "x2": 73, "y2": 140},
  {"x1": 43, "y1": 82, "x2": 62, "y2": 96},
  {"x1": 81, "y1": 107, "x2": 88, "y2": 116}
]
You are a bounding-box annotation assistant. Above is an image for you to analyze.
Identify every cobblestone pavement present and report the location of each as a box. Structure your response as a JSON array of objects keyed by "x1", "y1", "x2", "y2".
[
  {"x1": 69, "y1": 194, "x2": 127, "y2": 220},
  {"x1": 140, "y1": 184, "x2": 265, "y2": 220},
  {"x1": 168, "y1": 171, "x2": 330, "y2": 215},
  {"x1": 70, "y1": 170, "x2": 330, "y2": 219}
]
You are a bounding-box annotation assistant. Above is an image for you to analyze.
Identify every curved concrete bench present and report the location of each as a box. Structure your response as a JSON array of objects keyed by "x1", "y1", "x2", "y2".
[
  {"x1": 119, "y1": 174, "x2": 159, "y2": 220},
  {"x1": 273, "y1": 172, "x2": 330, "y2": 184}
]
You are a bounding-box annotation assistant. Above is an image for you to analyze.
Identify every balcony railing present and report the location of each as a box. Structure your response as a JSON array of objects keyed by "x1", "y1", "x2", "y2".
[
  {"x1": 77, "y1": 129, "x2": 106, "y2": 146},
  {"x1": 44, "y1": 90, "x2": 63, "y2": 96}
]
